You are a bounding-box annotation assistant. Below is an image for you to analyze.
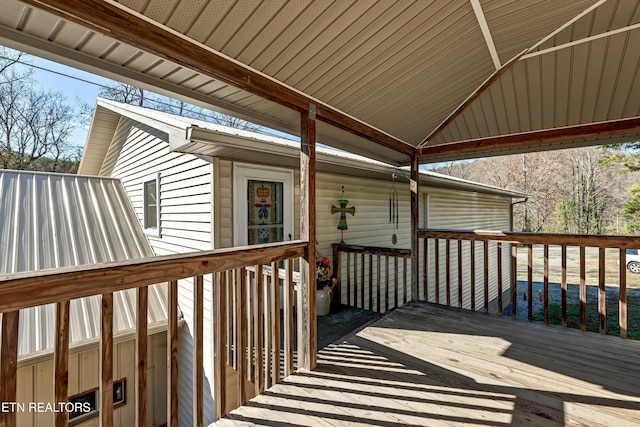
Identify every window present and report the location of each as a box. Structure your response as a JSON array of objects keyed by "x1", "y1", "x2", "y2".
[
  {"x1": 234, "y1": 164, "x2": 293, "y2": 246},
  {"x1": 143, "y1": 177, "x2": 159, "y2": 232}
]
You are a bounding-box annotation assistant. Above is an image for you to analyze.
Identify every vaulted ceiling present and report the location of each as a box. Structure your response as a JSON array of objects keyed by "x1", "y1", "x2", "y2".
[{"x1": 1, "y1": 0, "x2": 639, "y2": 165}]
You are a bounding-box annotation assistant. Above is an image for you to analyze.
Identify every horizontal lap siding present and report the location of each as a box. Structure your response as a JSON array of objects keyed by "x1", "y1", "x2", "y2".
[
  {"x1": 106, "y1": 119, "x2": 214, "y2": 426},
  {"x1": 423, "y1": 187, "x2": 512, "y2": 312}
]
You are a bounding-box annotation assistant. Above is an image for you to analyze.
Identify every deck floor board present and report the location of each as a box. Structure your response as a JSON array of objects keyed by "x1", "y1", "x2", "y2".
[{"x1": 217, "y1": 302, "x2": 640, "y2": 426}]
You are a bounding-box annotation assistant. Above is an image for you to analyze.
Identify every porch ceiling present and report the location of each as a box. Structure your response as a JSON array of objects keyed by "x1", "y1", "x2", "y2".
[{"x1": 1, "y1": 0, "x2": 639, "y2": 164}]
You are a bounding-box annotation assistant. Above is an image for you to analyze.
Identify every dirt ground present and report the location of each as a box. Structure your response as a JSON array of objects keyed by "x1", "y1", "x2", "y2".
[{"x1": 515, "y1": 246, "x2": 640, "y2": 289}]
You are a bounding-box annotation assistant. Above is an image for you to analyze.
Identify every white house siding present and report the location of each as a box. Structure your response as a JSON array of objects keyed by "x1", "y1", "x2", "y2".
[
  {"x1": 105, "y1": 118, "x2": 215, "y2": 426},
  {"x1": 15, "y1": 333, "x2": 167, "y2": 427},
  {"x1": 421, "y1": 187, "x2": 512, "y2": 312}
]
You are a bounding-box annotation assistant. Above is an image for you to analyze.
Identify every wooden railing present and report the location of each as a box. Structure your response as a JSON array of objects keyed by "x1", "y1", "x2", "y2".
[
  {"x1": 332, "y1": 243, "x2": 411, "y2": 313},
  {"x1": 419, "y1": 229, "x2": 637, "y2": 338},
  {"x1": 0, "y1": 241, "x2": 306, "y2": 427}
]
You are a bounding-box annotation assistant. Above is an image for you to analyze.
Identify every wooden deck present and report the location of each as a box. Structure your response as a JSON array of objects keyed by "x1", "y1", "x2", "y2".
[{"x1": 217, "y1": 302, "x2": 640, "y2": 426}]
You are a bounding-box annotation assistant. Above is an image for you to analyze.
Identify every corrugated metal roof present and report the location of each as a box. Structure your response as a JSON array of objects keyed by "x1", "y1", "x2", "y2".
[
  {"x1": 2, "y1": 0, "x2": 637, "y2": 165},
  {"x1": 0, "y1": 170, "x2": 167, "y2": 358}
]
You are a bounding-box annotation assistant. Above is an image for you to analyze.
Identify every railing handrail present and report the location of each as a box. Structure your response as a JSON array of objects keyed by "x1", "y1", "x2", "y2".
[
  {"x1": 332, "y1": 243, "x2": 411, "y2": 258},
  {"x1": 0, "y1": 240, "x2": 307, "y2": 312},
  {"x1": 419, "y1": 229, "x2": 640, "y2": 248}
]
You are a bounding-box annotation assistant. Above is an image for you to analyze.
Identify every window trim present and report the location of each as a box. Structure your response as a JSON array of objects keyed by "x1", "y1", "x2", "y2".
[
  {"x1": 142, "y1": 173, "x2": 160, "y2": 237},
  {"x1": 233, "y1": 163, "x2": 294, "y2": 246}
]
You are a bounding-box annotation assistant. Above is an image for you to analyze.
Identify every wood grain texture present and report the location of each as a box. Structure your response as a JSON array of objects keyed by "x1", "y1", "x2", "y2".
[
  {"x1": 599, "y1": 248, "x2": 606, "y2": 335},
  {"x1": 0, "y1": 311, "x2": 19, "y2": 427},
  {"x1": 561, "y1": 246, "x2": 567, "y2": 327},
  {"x1": 101, "y1": 293, "x2": 114, "y2": 427},
  {"x1": 284, "y1": 260, "x2": 294, "y2": 377},
  {"x1": 458, "y1": 240, "x2": 463, "y2": 309},
  {"x1": 527, "y1": 244, "x2": 533, "y2": 322},
  {"x1": 214, "y1": 273, "x2": 227, "y2": 421},
  {"x1": 253, "y1": 266, "x2": 263, "y2": 396},
  {"x1": 619, "y1": 249, "x2": 627, "y2": 338},
  {"x1": 0, "y1": 241, "x2": 305, "y2": 312},
  {"x1": 543, "y1": 245, "x2": 549, "y2": 324},
  {"x1": 512, "y1": 244, "x2": 518, "y2": 319},
  {"x1": 580, "y1": 246, "x2": 587, "y2": 331},
  {"x1": 446, "y1": 240, "x2": 451, "y2": 306},
  {"x1": 136, "y1": 287, "x2": 148, "y2": 427},
  {"x1": 483, "y1": 241, "x2": 489, "y2": 314},
  {"x1": 434, "y1": 239, "x2": 440, "y2": 305},
  {"x1": 270, "y1": 263, "x2": 280, "y2": 385},
  {"x1": 168, "y1": 281, "x2": 179, "y2": 427},
  {"x1": 221, "y1": 302, "x2": 640, "y2": 427},
  {"x1": 194, "y1": 276, "x2": 204, "y2": 426},
  {"x1": 470, "y1": 240, "x2": 475, "y2": 311},
  {"x1": 55, "y1": 300, "x2": 70, "y2": 427},
  {"x1": 497, "y1": 242, "x2": 503, "y2": 316},
  {"x1": 410, "y1": 154, "x2": 419, "y2": 301}
]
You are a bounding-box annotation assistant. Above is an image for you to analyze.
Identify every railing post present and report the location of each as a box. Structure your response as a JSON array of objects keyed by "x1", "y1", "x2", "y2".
[
  {"x1": 168, "y1": 281, "x2": 179, "y2": 426},
  {"x1": 194, "y1": 276, "x2": 204, "y2": 426},
  {"x1": 298, "y1": 108, "x2": 316, "y2": 371},
  {"x1": 214, "y1": 274, "x2": 227, "y2": 420},
  {"x1": 101, "y1": 293, "x2": 114, "y2": 427},
  {"x1": 136, "y1": 287, "x2": 148, "y2": 427},
  {"x1": 0, "y1": 311, "x2": 19, "y2": 427},
  {"x1": 410, "y1": 153, "x2": 419, "y2": 302},
  {"x1": 332, "y1": 244, "x2": 340, "y2": 307}
]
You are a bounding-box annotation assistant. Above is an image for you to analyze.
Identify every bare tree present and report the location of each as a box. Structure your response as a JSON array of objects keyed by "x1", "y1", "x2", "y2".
[{"x1": 0, "y1": 50, "x2": 76, "y2": 171}]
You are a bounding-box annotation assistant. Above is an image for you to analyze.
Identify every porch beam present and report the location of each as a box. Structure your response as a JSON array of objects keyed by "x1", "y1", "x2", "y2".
[
  {"x1": 23, "y1": 0, "x2": 414, "y2": 158},
  {"x1": 298, "y1": 109, "x2": 317, "y2": 371},
  {"x1": 417, "y1": 117, "x2": 640, "y2": 162}
]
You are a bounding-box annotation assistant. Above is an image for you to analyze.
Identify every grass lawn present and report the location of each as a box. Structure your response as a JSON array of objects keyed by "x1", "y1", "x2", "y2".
[{"x1": 533, "y1": 292, "x2": 640, "y2": 339}]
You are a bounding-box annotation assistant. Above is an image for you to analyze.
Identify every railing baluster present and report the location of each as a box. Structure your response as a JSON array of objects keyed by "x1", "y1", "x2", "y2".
[
  {"x1": 347, "y1": 253, "x2": 351, "y2": 306},
  {"x1": 271, "y1": 263, "x2": 280, "y2": 385},
  {"x1": 194, "y1": 276, "x2": 204, "y2": 426},
  {"x1": 561, "y1": 246, "x2": 567, "y2": 327},
  {"x1": 354, "y1": 254, "x2": 358, "y2": 308},
  {"x1": 168, "y1": 281, "x2": 179, "y2": 426},
  {"x1": 368, "y1": 254, "x2": 373, "y2": 310},
  {"x1": 403, "y1": 258, "x2": 408, "y2": 305},
  {"x1": 527, "y1": 244, "x2": 533, "y2": 321},
  {"x1": 543, "y1": 245, "x2": 549, "y2": 324},
  {"x1": 376, "y1": 255, "x2": 381, "y2": 312},
  {"x1": 101, "y1": 293, "x2": 114, "y2": 427},
  {"x1": 599, "y1": 247, "x2": 606, "y2": 334},
  {"x1": 246, "y1": 270, "x2": 253, "y2": 390},
  {"x1": 435, "y1": 239, "x2": 440, "y2": 304},
  {"x1": 214, "y1": 273, "x2": 227, "y2": 421},
  {"x1": 55, "y1": 300, "x2": 70, "y2": 427},
  {"x1": 512, "y1": 243, "x2": 517, "y2": 319},
  {"x1": 385, "y1": 256, "x2": 390, "y2": 312},
  {"x1": 423, "y1": 238, "x2": 428, "y2": 301},
  {"x1": 237, "y1": 269, "x2": 247, "y2": 405},
  {"x1": 580, "y1": 246, "x2": 586, "y2": 331},
  {"x1": 284, "y1": 259, "x2": 294, "y2": 376},
  {"x1": 497, "y1": 242, "x2": 503, "y2": 316},
  {"x1": 264, "y1": 269, "x2": 271, "y2": 389},
  {"x1": 135, "y1": 288, "x2": 148, "y2": 427},
  {"x1": 332, "y1": 245, "x2": 341, "y2": 308},
  {"x1": 483, "y1": 241, "x2": 489, "y2": 313},
  {"x1": 1, "y1": 311, "x2": 19, "y2": 427},
  {"x1": 254, "y1": 265, "x2": 264, "y2": 395},
  {"x1": 361, "y1": 253, "x2": 365, "y2": 309},
  {"x1": 620, "y1": 248, "x2": 627, "y2": 338},
  {"x1": 458, "y1": 240, "x2": 463, "y2": 309},
  {"x1": 394, "y1": 257, "x2": 399, "y2": 309},
  {"x1": 470, "y1": 240, "x2": 475, "y2": 311},
  {"x1": 446, "y1": 239, "x2": 451, "y2": 306}
]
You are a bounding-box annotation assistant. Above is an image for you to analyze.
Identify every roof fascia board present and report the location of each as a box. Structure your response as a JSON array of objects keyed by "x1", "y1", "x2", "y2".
[
  {"x1": 417, "y1": 117, "x2": 640, "y2": 162},
  {"x1": 23, "y1": 0, "x2": 415, "y2": 158}
]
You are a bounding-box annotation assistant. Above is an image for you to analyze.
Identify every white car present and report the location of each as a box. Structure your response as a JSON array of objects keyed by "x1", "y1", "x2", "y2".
[{"x1": 627, "y1": 249, "x2": 640, "y2": 274}]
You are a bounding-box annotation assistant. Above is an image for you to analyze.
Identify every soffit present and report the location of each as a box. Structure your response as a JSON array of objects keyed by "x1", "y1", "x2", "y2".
[{"x1": 2, "y1": 0, "x2": 638, "y2": 164}]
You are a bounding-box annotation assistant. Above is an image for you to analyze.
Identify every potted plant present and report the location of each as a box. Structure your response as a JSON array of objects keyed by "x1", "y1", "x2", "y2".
[{"x1": 316, "y1": 255, "x2": 333, "y2": 316}]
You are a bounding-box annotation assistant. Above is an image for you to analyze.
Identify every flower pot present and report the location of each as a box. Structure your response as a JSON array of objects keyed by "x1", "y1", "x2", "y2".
[{"x1": 316, "y1": 286, "x2": 332, "y2": 317}]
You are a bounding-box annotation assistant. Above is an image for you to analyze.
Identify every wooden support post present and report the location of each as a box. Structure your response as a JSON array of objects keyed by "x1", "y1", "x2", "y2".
[
  {"x1": 253, "y1": 266, "x2": 263, "y2": 395},
  {"x1": 136, "y1": 287, "x2": 148, "y2": 427},
  {"x1": 214, "y1": 274, "x2": 227, "y2": 420},
  {"x1": 1, "y1": 311, "x2": 19, "y2": 427},
  {"x1": 168, "y1": 281, "x2": 179, "y2": 426},
  {"x1": 298, "y1": 109, "x2": 316, "y2": 371},
  {"x1": 55, "y1": 301, "x2": 70, "y2": 427},
  {"x1": 410, "y1": 154, "x2": 419, "y2": 302},
  {"x1": 101, "y1": 293, "x2": 114, "y2": 427},
  {"x1": 194, "y1": 276, "x2": 204, "y2": 426}
]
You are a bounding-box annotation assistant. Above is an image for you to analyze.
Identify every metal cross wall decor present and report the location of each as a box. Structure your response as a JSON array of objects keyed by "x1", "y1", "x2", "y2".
[{"x1": 331, "y1": 186, "x2": 355, "y2": 244}]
